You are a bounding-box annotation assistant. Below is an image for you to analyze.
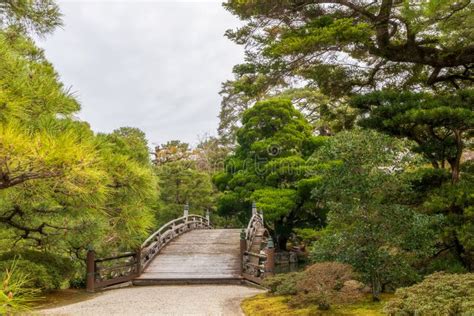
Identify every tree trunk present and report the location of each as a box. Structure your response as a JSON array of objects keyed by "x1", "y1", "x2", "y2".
[
  {"x1": 274, "y1": 218, "x2": 292, "y2": 251},
  {"x1": 450, "y1": 130, "x2": 463, "y2": 184},
  {"x1": 453, "y1": 235, "x2": 470, "y2": 270},
  {"x1": 371, "y1": 274, "x2": 382, "y2": 302},
  {"x1": 277, "y1": 234, "x2": 288, "y2": 251}
]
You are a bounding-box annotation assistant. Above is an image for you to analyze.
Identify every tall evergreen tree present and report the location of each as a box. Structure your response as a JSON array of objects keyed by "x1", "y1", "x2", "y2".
[{"x1": 214, "y1": 98, "x2": 325, "y2": 249}]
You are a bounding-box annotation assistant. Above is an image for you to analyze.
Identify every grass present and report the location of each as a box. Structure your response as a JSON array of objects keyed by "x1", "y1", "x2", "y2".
[{"x1": 241, "y1": 293, "x2": 395, "y2": 316}]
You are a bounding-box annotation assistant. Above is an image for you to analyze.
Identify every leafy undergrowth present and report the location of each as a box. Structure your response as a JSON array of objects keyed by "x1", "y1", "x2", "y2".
[{"x1": 242, "y1": 293, "x2": 394, "y2": 316}]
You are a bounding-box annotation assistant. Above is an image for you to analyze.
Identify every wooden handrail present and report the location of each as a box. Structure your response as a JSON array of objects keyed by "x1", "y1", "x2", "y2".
[
  {"x1": 142, "y1": 214, "x2": 210, "y2": 248},
  {"x1": 87, "y1": 213, "x2": 211, "y2": 291},
  {"x1": 94, "y1": 252, "x2": 136, "y2": 263},
  {"x1": 140, "y1": 214, "x2": 211, "y2": 270},
  {"x1": 241, "y1": 211, "x2": 274, "y2": 284},
  {"x1": 245, "y1": 213, "x2": 264, "y2": 252}
]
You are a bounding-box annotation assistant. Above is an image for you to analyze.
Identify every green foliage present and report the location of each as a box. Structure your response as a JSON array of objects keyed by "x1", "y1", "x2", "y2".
[
  {"x1": 153, "y1": 139, "x2": 235, "y2": 228},
  {"x1": 262, "y1": 272, "x2": 302, "y2": 295},
  {"x1": 421, "y1": 173, "x2": 474, "y2": 269},
  {"x1": 218, "y1": 84, "x2": 356, "y2": 142},
  {"x1": 242, "y1": 293, "x2": 391, "y2": 316},
  {"x1": 0, "y1": 32, "x2": 79, "y2": 124},
  {"x1": 0, "y1": 260, "x2": 54, "y2": 291},
  {"x1": 153, "y1": 140, "x2": 192, "y2": 166},
  {"x1": 219, "y1": 0, "x2": 474, "y2": 142},
  {"x1": 384, "y1": 272, "x2": 474, "y2": 315},
  {"x1": 293, "y1": 228, "x2": 320, "y2": 244},
  {"x1": 0, "y1": 250, "x2": 75, "y2": 290},
  {"x1": 224, "y1": 0, "x2": 473, "y2": 95},
  {"x1": 215, "y1": 99, "x2": 326, "y2": 248},
  {"x1": 236, "y1": 98, "x2": 316, "y2": 158},
  {"x1": 352, "y1": 89, "x2": 474, "y2": 183},
  {"x1": 351, "y1": 88, "x2": 474, "y2": 271},
  {"x1": 104, "y1": 127, "x2": 151, "y2": 165},
  {"x1": 95, "y1": 129, "x2": 158, "y2": 250},
  {"x1": 0, "y1": 0, "x2": 62, "y2": 36},
  {"x1": 0, "y1": 260, "x2": 40, "y2": 314},
  {"x1": 266, "y1": 17, "x2": 371, "y2": 57},
  {"x1": 310, "y1": 130, "x2": 436, "y2": 299},
  {"x1": 263, "y1": 263, "x2": 364, "y2": 311},
  {"x1": 0, "y1": 22, "x2": 158, "y2": 291},
  {"x1": 426, "y1": 254, "x2": 468, "y2": 274},
  {"x1": 155, "y1": 159, "x2": 214, "y2": 225},
  {"x1": 290, "y1": 262, "x2": 364, "y2": 310},
  {"x1": 251, "y1": 188, "x2": 297, "y2": 222}
]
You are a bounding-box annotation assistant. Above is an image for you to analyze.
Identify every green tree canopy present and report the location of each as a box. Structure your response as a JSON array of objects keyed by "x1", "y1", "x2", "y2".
[
  {"x1": 311, "y1": 130, "x2": 436, "y2": 300},
  {"x1": 218, "y1": 0, "x2": 474, "y2": 142},
  {"x1": 155, "y1": 160, "x2": 214, "y2": 225},
  {"x1": 215, "y1": 98, "x2": 325, "y2": 249},
  {"x1": 153, "y1": 140, "x2": 192, "y2": 166},
  {"x1": 351, "y1": 89, "x2": 474, "y2": 269},
  {"x1": 0, "y1": 0, "x2": 62, "y2": 36},
  {"x1": 224, "y1": 0, "x2": 474, "y2": 93},
  {"x1": 352, "y1": 89, "x2": 474, "y2": 183},
  {"x1": 0, "y1": 29, "x2": 158, "y2": 258}
]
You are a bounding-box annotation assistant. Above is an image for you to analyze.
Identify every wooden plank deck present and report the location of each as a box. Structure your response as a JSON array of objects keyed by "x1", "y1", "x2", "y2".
[{"x1": 134, "y1": 229, "x2": 242, "y2": 285}]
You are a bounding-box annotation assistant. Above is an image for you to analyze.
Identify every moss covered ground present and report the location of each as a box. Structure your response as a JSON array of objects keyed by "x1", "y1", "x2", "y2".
[{"x1": 241, "y1": 293, "x2": 395, "y2": 316}]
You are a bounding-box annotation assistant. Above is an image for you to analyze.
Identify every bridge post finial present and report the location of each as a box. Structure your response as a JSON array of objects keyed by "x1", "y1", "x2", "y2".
[
  {"x1": 184, "y1": 203, "x2": 189, "y2": 217},
  {"x1": 205, "y1": 209, "x2": 210, "y2": 223},
  {"x1": 252, "y1": 201, "x2": 257, "y2": 216}
]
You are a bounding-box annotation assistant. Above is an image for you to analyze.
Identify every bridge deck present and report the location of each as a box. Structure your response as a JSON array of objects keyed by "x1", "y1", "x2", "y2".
[{"x1": 134, "y1": 229, "x2": 242, "y2": 284}]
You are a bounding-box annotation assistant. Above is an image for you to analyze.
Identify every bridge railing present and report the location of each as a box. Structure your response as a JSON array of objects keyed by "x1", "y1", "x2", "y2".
[
  {"x1": 140, "y1": 214, "x2": 211, "y2": 270},
  {"x1": 86, "y1": 209, "x2": 211, "y2": 292},
  {"x1": 240, "y1": 202, "x2": 275, "y2": 285}
]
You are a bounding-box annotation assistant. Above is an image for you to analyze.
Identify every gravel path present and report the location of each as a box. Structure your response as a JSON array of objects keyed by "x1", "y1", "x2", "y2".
[{"x1": 40, "y1": 285, "x2": 263, "y2": 316}]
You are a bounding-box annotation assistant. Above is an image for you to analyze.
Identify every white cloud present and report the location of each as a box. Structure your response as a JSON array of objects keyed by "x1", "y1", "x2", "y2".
[{"x1": 36, "y1": 1, "x2": 243, "y2": 146}]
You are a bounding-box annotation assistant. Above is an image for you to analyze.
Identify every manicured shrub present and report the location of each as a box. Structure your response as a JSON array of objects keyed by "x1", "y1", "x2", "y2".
[
  {"x1": 289, "y1": 262, "x2": 364, "y2": 310},
  {"x1": 384, "y1": 272, "x2": 474, "y2": 316},
  {"x1": 262, "y1": 272, "x2": 303, "y2": 295}
]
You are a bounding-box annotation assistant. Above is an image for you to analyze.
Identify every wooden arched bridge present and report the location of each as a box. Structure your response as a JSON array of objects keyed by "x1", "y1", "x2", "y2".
[{"x1": 86, "y1": 204, "x2": 274, "y2": 291}]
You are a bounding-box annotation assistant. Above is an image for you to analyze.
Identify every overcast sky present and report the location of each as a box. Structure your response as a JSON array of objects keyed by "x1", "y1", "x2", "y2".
[{"x1": 36, "y1": 0, "x2": 244, "y2": 147}]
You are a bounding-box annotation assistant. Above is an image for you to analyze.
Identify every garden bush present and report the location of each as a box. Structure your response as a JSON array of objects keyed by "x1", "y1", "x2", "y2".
[
  {"x1": 262, "y1": 272, "x2": 303, "y2": 295},
  {"x1": 384, "y1": 272, "x2": 474, "y2": 315},
  {"x1": 0, "y1": 250, "x2": 76, "y2": 291},
  {"x1": 0, "y1": 259, "x2": 55, "y2": 291},
  {"x1": 69, "y1": 276, "x2": 87, "y2": 289},
  {"x1": 426, "y1": 254, "x2": 468, "y2": 274},
  {"x1": 289, "y1": 262, "x2": 364, "y2": 310}
]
